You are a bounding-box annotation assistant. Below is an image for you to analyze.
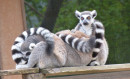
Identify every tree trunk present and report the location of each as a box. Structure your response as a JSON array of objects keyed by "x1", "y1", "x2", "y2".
[{"x1": 41, "y1": 0, "x2": 63, "y2": 31}]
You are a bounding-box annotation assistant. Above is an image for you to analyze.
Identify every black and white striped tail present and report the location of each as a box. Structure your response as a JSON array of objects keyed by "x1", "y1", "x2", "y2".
[
  {"x1": 57, "y1": 34, "x2": 95, "y2": 53},
  {"x1": 11, "y1": 27, "x2": 54, "y2": 65},
  {"x1": 57, "y1": 22, "x2": 104, "y2": 56},
  {"x1": 92, "y1": 22, "x2": 104, "y2": 58},
  {"x1": 87, "y1": 22, "x2": 105, "y2": 66}
]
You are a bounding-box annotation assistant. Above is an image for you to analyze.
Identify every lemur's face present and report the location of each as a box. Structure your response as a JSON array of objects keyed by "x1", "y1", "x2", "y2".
[
  {"x1": 21, "y1": 43, "x2": 36, "y2": 61},
  {"x1": 22, "y1": 51, "x2": 31, "y2": 61},
  {"x1": 79, "y1": 14, "x2": 94, "y2": 26},
  {"x1": 75, "y1": 10, "x2": 97, "y2": 27}
]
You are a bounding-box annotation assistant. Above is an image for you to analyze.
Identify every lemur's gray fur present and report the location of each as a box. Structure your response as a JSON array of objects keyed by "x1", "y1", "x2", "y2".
[
  {"x1": 14, "y1": 27, "x2": 98, "y2": 69},
  {"x1": 57, "y1": 23, "x2": 103, "y2": 59},
  {"x1": 11, "y1": 27, "x2": 54, "y2": 65},
  {"x1": 11, "y1": 10, "x2": 108, "y2": 69},
  {"x1": 71, "y1": 10, "x2": 109, "y2": 66}
]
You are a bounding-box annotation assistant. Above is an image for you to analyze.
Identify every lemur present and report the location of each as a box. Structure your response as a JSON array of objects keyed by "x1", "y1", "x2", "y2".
[
  {"x1": 74, "y1": 10, "x2": 109, "y2": 66},
  {"x1": 12, "y1": 27, "x2": 101, "y2": 69},
  {"x1": 58, "y1": 10, "x2": 109, "y2": 66},
  {"x1": 11, "y1": 27, "x2": 54, "y2": 65}
]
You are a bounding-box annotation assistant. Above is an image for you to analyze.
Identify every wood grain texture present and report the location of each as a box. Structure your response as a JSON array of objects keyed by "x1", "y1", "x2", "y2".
[
  {"x1": 0, "y1": 64, "x2": 130, "y2": 76},
  {"x1": 42, "y1": 63, "x2": 130, "y2": 76},
  {"x1": 0, "y1": 68, "x2": 39, "y2": 76},
  {"x1": 48, "y1": 71, "x2": 130, "y2": 79},
  {"x1": 22, "y1": 71, "x2": 130, "y2": 79}
]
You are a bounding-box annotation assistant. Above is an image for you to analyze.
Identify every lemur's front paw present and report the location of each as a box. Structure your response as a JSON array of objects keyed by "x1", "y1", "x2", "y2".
[
  {"x1": 88, "y1": 61, "x2": 100, "y2": 66},
  {"x1": 16, "y1": 65, "x2": 29, "y2": 69}
]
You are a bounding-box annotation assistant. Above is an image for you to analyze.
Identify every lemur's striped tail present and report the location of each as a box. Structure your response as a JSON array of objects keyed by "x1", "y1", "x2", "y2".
[
  {"x1": 11, "y1": 27, "x2": 54, "y2": 65},
  {"x1": 87, "y1": 21, "x2": 105, "y2": 66},
  {"x1": 92, "y1": 21, "x2": 104, "y2": 58},
  {"x1": 57, "y1": 34, "x2": 95, "y2": 53},
  {"x1": 57, "y1": 22, "x2": 104, "y2": 56}
]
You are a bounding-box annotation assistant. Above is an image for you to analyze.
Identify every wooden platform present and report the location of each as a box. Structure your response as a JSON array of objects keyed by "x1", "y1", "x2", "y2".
[
  {"x1": 48, "y1": 71, "x2": 130, "y2": 79},
  {"x1": 0, "y1": 64, "x2": 130, "y2": 79}
]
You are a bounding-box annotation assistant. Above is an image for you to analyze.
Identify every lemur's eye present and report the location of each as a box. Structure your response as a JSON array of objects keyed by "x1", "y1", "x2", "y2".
[
  {"x1": 87, "y1": 16, "x2": 91, "y2": 20},
  {"x1": 26, "y1": 52, "x2": 31, "y2": 56},
  {"x1": 81, "y1": 17, "x2": 84, "y2": 20}
]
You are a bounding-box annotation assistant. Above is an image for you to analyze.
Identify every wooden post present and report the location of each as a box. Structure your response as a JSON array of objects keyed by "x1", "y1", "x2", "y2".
[{"x1": 0, "y1": 0, "x2": 26, "y2": 79}]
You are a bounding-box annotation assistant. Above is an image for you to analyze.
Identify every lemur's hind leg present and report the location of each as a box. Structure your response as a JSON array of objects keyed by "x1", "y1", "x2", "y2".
[
  {"x1": 87, "y1": 60, "x2": 100, "y2": 66},
  {"x1": 16, "y1": 41, "x2": 62, "y2": 69}
]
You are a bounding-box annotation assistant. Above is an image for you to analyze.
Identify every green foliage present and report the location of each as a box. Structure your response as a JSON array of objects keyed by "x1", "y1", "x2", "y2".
[
  {"x1": 25, "y1": 0, "x2": 47, "y2": 28},
  {"x1": 25, "y1": 0, "x2": 130, "y2": 64}
]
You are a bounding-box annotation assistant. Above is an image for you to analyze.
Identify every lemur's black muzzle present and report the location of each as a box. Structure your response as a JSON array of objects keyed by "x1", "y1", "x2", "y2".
[{"x1": 83, "y1": 22, "x2": 88, "y2": 25}]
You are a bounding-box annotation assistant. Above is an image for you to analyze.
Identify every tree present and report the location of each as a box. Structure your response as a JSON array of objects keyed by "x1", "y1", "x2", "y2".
[{"x1": 41, "y1": 0, "x2": 63, "y2": 31}]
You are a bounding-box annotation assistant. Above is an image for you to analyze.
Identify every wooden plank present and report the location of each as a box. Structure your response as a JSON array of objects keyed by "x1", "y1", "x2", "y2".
[
  {"x1": 41, "y1": 63, "x2": 130, "y2": 76},
  {"x1": 22, "y1": 71, "x2": 130, "y2": 79},
  {"x1": 21, "y1": 64, "x2": 130, "y2": 79},
  {"x1": 0, "y1": 68, "x2": 39, "y2": 76},
  {"x1": 1, "y1": 64, "x2": 130, "y2": 76},
  {"x1": 48, "y1": 71, "x2": 130, "y2": 79}
]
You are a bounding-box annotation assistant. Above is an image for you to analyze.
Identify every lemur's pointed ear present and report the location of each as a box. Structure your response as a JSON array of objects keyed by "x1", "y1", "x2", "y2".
[
  {"x1": 75, "y1": 10, "x2": 81, "y2": 19},
  {"x1": 91, "y1": 10, "x2": 97, "y2": 18},
  {"x1": 29, "y1": 43, "x2": 36, "y2": 50}
]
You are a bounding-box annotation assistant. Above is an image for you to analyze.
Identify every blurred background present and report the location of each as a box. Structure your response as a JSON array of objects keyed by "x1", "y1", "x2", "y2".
[{"x1": 24, "y1": 0, "x2": 130, "y2": 64}]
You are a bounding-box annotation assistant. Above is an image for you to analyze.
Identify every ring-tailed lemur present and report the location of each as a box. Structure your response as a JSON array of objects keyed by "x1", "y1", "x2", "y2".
[
  {"x1": 11, "y1": 27, "x2": 54, "y2": 65},
  {"x1": 12, "y1": 27, "x2": 100, "y2": 69},
  {"x1": 57, "y1": 23, "x2": 103, "y2": 59},
  {"x1": 58, "y1": 10, "x2": 109, "y2": 66},
  {"x1": 73, "y1": 10, "x2": 108, "y2": 66}
]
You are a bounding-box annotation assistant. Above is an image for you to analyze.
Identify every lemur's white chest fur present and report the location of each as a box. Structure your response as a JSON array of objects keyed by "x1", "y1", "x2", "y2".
[{"x1": 79, "y1": 25, "x2": 92, "y2": 36}]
